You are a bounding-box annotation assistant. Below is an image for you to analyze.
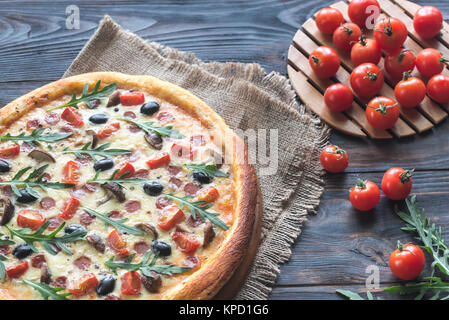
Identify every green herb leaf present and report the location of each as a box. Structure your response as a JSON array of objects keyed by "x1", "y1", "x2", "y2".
[
  {"x1": 88, "y1": 169, "x2": 147, "y2": 187},
  {"x1": 5, "y1": 220, "x2": 86, "y2": 255},
  {"x1": 118, "y1": 118, "x2": 184, "y2": 138},
  {"x1": 384, "y1": 277, "x2": 449, "y2": 300},
  {"x1": 62, "y1": 142, "x2": 131, "y2": 161},
  {"x1": 105, "y1": 250, "x2": 191, "y2": 276},
  {"x1": 48, "y1": 81, "x2": 117, "y2": 111},
  {"x1": 22, "y1": 279, "x2": 71, "y2": 300},
  {"x1": 164, "y1": 193, "x2": 229, "y2": 230},
  {"x1": 0, "y1": 165, "x2": 74, "y2": 198},
  {"x1": 81, "y1": 207, "x2": 144, "y2": 235},
  {"x1": 395, "y1": 196, "x2": 449, "y2": 276},
  {"x1": 0, "y1": 128, "x2": 72, "y2": 146},
  {"x1": 176, "y1": 164, "x2": 228, "y2": 178},
  {"x1": 336, "y1": 289, "x2": 366, "y2": 300}
]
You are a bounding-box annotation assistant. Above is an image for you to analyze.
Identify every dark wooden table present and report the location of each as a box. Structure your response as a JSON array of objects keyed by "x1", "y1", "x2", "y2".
[{"x1": 1, "y1": 0, "x2": 448, "y2": 300}]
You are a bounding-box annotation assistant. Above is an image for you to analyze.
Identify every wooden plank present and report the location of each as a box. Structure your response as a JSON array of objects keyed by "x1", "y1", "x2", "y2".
[
  {"x1": 293, "y1": 27, "x2": 416, "y2": 137},
  {"x1": 287, "y1": 64, "x2": 366, "y2": 137},
  {"x1": 288, "y1": 44, "x2": 391, "y2": 138}
]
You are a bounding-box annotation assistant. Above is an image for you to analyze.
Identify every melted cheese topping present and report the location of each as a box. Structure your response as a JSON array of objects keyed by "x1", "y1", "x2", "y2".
[{"x1": 0, "y1": 89, "x2": 235, "y2": 300}]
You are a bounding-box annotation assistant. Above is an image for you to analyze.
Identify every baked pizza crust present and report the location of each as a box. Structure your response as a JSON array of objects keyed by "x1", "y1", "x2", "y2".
[{"x1": 0, "y1": 72, "x2": 258, "y2": 300}]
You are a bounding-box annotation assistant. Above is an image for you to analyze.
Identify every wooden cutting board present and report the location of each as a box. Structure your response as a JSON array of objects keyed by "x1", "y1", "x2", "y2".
[{"x1": 287, "y1": 0, "x2": 449, "y2": 139}]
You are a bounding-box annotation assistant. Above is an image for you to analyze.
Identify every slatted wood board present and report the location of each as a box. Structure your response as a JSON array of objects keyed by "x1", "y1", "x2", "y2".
[{"x1": 287, "y1": 0, "x2": 449, "y2": 139}]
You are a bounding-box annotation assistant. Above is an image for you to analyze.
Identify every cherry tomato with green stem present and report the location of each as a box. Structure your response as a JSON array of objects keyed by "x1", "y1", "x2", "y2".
[
  {"x1": 350, "y1": 63, "x2": 384, "y2": 98},
  {"x1": 389, "y1": 242, "x2": 425, "y2": 280},
  {"x1": 384, "y1": 49, "x2": 416, "y2": 81},
  {"x1": 394, "y1": 73, "x2": 426, "y2": 108},
  {"x1": 365, "y1": 96, "x2": 400, "y2": 130},
  {"x1": 350, "y1": 35, "x2": 382, "y2": 66},
  {"x1": 333, "y1": 22, "x2": 362, "y2": 52},
  {"x1": 320, "y1": 145, "x2": 349, "y2": 173},
  {"x1": 348, "y1": 0, "x2": 381, "y2": 29},
  {"x1": 374, "y1": 17, "x2": 408, "y2": 52},
  {"x1": 427, "y1": 74, "x2": 449, "y2": 104},
  {"x1": 349, "y1": 179, "x2": 380, "y2": 211},
  {"x1": 415, "y1": 48, "x2": 448, "y2": 78},
  {"x1": 413, "y1": 6, "x2": 443, "y2": 39},
  {"x1": 309, "y1": 46, "x2": 340, "y2": 79},
  {"x1": 324, "y1": 83, "x2": 353, "y2": 112},
  {"x1": 381, "y1": 167, "x2": 413, "y2": 200},
  {"x1": 316, "y1": 8, "x2": 345, "y2": 35}
]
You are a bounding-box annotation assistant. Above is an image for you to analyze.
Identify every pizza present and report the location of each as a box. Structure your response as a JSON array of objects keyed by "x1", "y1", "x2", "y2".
[{"x1": 0, "y1": 72, "x2": 257, "y2": 300}]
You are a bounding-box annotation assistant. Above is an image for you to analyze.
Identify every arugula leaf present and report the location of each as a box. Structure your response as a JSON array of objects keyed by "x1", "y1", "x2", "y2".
[
  {"x1": 81, "y1": 207, "x2": 144, "y2": 235},
  {"x1": 384, "y1": 277, "x2": 449, "y2": 300},
  {"x1": 118, "y1": 118, "x2": 184, "y2": 138},
  {"x1": 5, "y1": 220, "x2": 86, "y2": 255},
  {"x1": 0, "y1": 254, "x2": 7, "y2": 281},
  {"x1": 336, "y1": 289, "x2": 366, "y2": 300},
  {"x1": 88, "y1": 169, "x2": 146, "y2": 187},
  {"x1": 0, "y1": 165, "x2": 74, "y2": 198},
  {"x1": 395, "y1": 196, "x2": 449, "y2": 276},
  {"x1": 164, "y1": 193, "x2": 229, "y2": 230},
  {"x1": 176, "y1": 164, "x2": 228, "y2": 178},
  {"x1": 105, "y1": 251, "x2": 191, "y2": 276},
  {"x1": 22, "y1": 279, "x2": 71, "y2": 300},
  {"x1": 48, "y1": 80, "x2": 117, "y2": 111},
  {"x1": 0, "y1": 128, "x2": 72, "y2": 146},
  {"x1": 62, "y1": 142, "x2": 131, "y2": 161}
]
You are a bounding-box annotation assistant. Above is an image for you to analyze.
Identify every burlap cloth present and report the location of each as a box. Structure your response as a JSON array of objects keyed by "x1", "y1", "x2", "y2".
[{"x1": 63, "y1": 16, "x2": 330, "y2": 299}]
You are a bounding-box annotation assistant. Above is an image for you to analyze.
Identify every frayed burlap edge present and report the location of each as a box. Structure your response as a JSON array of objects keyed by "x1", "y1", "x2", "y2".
[{"x1": 64, "y1": 16, "x2": 330, "y2": 300}]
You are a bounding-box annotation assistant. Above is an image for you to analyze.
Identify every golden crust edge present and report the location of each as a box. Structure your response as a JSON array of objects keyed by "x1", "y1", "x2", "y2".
[{"x1": 0, "y1": 72, "x2": 258, "y2": 300}]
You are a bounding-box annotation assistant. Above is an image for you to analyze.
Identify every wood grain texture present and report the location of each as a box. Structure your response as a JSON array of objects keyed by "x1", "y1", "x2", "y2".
[{"x1": 1, "y1": 0, "x2": 449, "y2": 300}]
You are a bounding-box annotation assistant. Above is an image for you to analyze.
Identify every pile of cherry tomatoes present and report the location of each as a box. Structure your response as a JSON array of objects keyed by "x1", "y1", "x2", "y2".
[
  {"x1": 316, "y1": 0, "x2": 448, "y2": 281},
  {"x1": 313, "y1": 0, "x2": 448, "y2": 131}
]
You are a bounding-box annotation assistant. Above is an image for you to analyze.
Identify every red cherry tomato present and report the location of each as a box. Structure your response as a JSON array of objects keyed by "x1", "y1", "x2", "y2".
[
  {"x1": 315, "y1": 8, "x2": 345, "y2": 35},
  {"x1": 146, "y1": 152, "x2": 171, "y2": 169},
  {"x1": 121, "y1": 271, "x2": 141, "y2": 295},
  {"x1": 97, "y1": 122, "x2": 121, "y2": 140},
  {"x1": 0, "y1": 144, "x2": 20, "y2": 159},
  {"x1": 196, "y1": 186, "x2": 220, "y2": 204},
  {"x1": 158, "y1": 205, "x2": 185, "y2": 231},
  {"x1": 350, "y1": 63, "x2": 384, "y2": 98},
  {"x1": 309, "y1": 46, "x2": 340, "y2": 79},
  {"x1": 350, "y1": 36, "x2": 382, "y2": 66},
  {"x1": 384, "y1": 49, "x2": 416, "y2": 80},
  {"x1": 348, "y1": 0, "x2": 381, "y2": 29},
  {"x1": 59, "y1": 197, "x2": 81, "y2": 220},
  {"x1": 381, "y1": 167, "x2": 413, "y2": 200},
  {"x1": 413, "y1": 6, "x2": 443, "y2": 39},
  {"x1": 389, "y1": 243, "x2": 425, "y2": 280},
  {"x1": 349, "y1": 179, "x2": 380, "y2": 211},
  {"x1": 394, "y1": 73, "x2": 426, "y2": 108},
  {"x1": 67, "y1": 273, "x2": 99, "y2": 297},
  {"x1": 415, "y1": 48, "x2": 447, "y2": 78},
  {"x1": 120, "y1": 92, "x2": 145, "y2": 106},
  {"x1": 107, "y1": 230, "x2": 129, "y2": 256},
  {"x1": 172, "y1": 232, "x2": 201, "y2": 254},
  {"x1": 333, "y1": 22, "x2": 361, "y2": 52},
  {"x1": 427, "y1": 74, "x2": 449, "y2": 104},
  {"x1": 61, "y1": 107, "x2": 84, "y2": 127},
  {"x1": 320, "y1": 145, "x2": 349, "y2": 173},
  {"x1": 366, "y1": 96, "x2": 400, "y2": 130},
  {"x1": 374, "y1": 17, "x2": 407, "y2": 52},
  {"x1": 6, "y1": 261, "x2": 29, "y2": 279},
  {"x1": 324, "y1": 83, "x2": 353, "y2": 112},
  {"x1": 113, "y1": 162, "x2": 135, "y2": 179},
  {"x1": 17, "y1": 209, "x2": 46, "y2": 231},
  {"x1": 62, "y1": 160, "x2": 80, "y2": 185}
]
